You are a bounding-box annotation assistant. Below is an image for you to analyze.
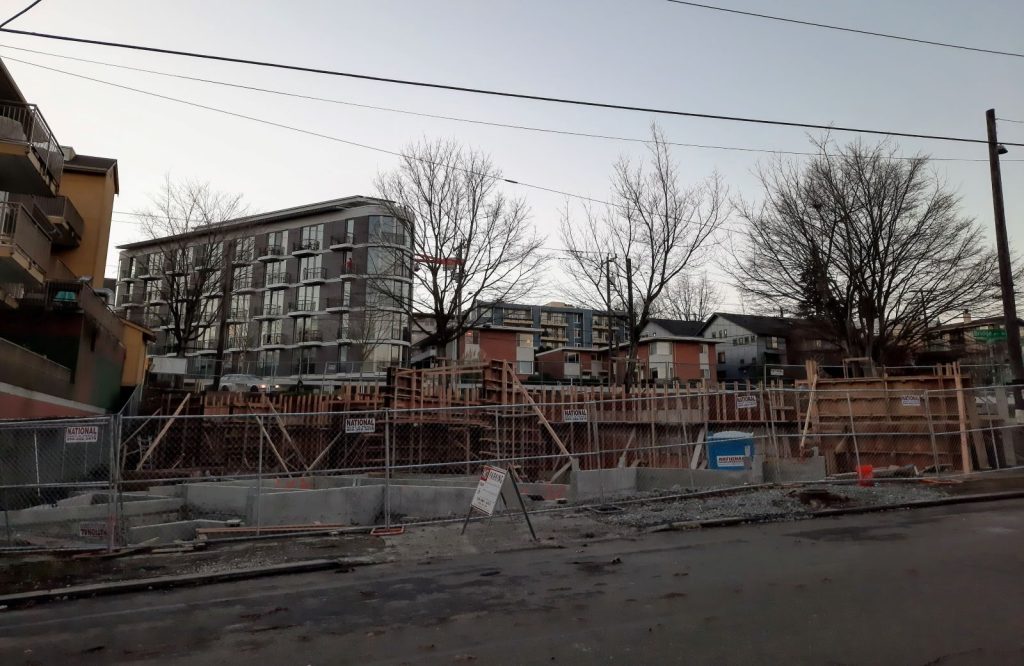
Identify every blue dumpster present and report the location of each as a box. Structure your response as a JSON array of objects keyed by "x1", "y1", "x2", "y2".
[{"x1": 707, "y1": 431, "x2": 755, "y2": 470}]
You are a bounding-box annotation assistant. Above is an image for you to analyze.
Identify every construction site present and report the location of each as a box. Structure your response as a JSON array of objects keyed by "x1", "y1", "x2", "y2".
[{"x1": 1, "y1": 361, "x2": 1022, "y2": 550}]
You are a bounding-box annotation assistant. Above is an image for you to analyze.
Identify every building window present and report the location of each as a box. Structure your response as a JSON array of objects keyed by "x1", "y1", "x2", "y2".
[
  {"x1": 232, "y1": 265, "x2": 252, "y2": 289},
  {"x1": 259, "y1": 318, "x2": 282, "y2": 344},
  {"x1": 517, "y1": 360, "x2": 534, "y2": 375},
  {"x1": 297, "y1": 285, "x2": 320, "y2": 310},
  {"x1": 267, "y1": 230, "x2": 286, "y2": 252},
  {"x1": 517, "y1": 333, "x2": 534, "y2": 348},
  {"x1": 368, "y1": 215, "x2": 408, "y2": 246},
  {"x1": 717, "y1": 351, "x2": 726, "y2": 363},
  {"x1": 300, "y1": 224, "x2": 323, "y2": 249},
  {"x1": 468, "y1": 330, "x2": 480, "y2": 344},
  {"x1": 566, "y1": 352, "x2": 580, "y2": 364},
  {"x1": 298, "y1": 254, "x2": 323, "y2": 280},
  {"x1": 654, "y1": 341, "x2": 671, "y2": 355},
  {"x1": 265, "y1": 260, "x2": 288, "y2": 283},
  {"x1": 262, "y1": 289, "x2": 283, "y2": 315},
  {"x1": 234, "y1": 237, "x2": 254, "y2": 261},
  {"x1": 367, "y1": 247, "x2": 409, "y2": 277},
  {"x1": 256, "y1": 349, "x2": 280, "y2": 376},
  {"x1": 295, "y1": 347, "x2": 318, "y2": 374},
  {"x1": 700, "y1": 343, "x2": 707, "y2": 353},
  {"x1": 230, "y1": 294, "x2": 250, "y2": 318}
]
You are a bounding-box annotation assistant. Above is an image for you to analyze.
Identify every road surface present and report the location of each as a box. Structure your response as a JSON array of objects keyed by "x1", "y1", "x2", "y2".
[{"x1": 2, "y1": 499, "x2": 1023, "y2": 664}]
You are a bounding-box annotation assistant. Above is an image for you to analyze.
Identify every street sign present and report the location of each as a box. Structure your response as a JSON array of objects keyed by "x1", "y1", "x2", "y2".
[
  {"x1": 470, "y1": 465, "x2": 508, "y2": 516},
  {"x1": 562, "y1": 408, "x2": 589, "y2": 423},
  {"x1": 344, "y1": 417, "x2": 376, "y2": 434},
  {"x1": 65, "y1": 426, "x2": 98, "y2": 443},
  {"x1": 736, "y1": 395, "x2": 758, "y2": 409},
  {"x1": 901, "y1": 395, "x2": 922, "y2": 407},
  {"x1": 974, "y1": 328, "x2": 1007, "y2": 342}
]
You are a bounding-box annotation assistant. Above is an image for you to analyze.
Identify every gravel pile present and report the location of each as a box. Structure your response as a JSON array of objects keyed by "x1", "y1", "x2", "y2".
[{"x1": 597, "y1": 483, "x2": 946, "y2": 529}]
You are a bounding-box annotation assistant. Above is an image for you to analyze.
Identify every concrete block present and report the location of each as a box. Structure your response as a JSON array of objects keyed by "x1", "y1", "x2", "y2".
[
  {"x1": 763, "y1": 456, "x2": 827, "y2": 483},
  {"x1": 517, "y1": 483, "x2": 569, "y2": 500},
  {"x1": 569, "y1": 468, "x2": 638, "y2": 501},
  {"x1": 637, "y1": 467, "x2": 753, "y2": 491},
  {"x1": 183, "y1": 483, "x2": 252, "y2": 517},
  {"x1": 253, "y1": 486, "x2": 384, "y2": 527},
  {"x1": 128, "y1": 519, "x2": 229, "y2": 545},
  {"x1": 388, "y1": 485, "x2": 477, "y2": 519}
]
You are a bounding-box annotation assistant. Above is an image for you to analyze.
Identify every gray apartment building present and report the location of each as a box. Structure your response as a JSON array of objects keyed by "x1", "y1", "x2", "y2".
[
  {"x1": 115, "y1": 196, "x2": 413, "y2": 386},
  {"x1": 468, "y1": 301, "x2": 628, "y2": 351}
]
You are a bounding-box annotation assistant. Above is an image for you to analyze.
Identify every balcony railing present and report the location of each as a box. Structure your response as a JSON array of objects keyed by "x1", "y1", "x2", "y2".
[
  {"x1": 233, "y1": 248, "x2": 254, "y2": 264},
  {"x1": 232, "y1": 276, "x2": 254, "y2": 291},
  {"x1": 0, "y1": 100, "x2": 64, "y2": 188},
  {"x1": 259, "y1": 333, "x2": 284, "y2": 346},
  {"x1": 324, "y1": 296, "x2": 351, "y2": 311},
  {"x1": 292, "y1": 239, "x2": 321, "y2": 253},
  {"x1": 296, "y1": 329, "x2": 322, "y2": 343},
  {"x1": 0, "y1": 200, "x2": 51, "y2": 280},
  {"x1": 375, "y1": 231, "x2": 408, "y2": 246},
  {"x1": 228, "y1": 308, "x2": 250, "y2": 321},
  {"x1": 257, "y1": 303, "x2": 283, "y2": 317},
  {"x1": 289, "y1": 298, "x2": 320, "y2": 313},
  {"x1": 257, "y1": 244, "x2": 284, "y2": 259},
  {"x1": 7, "y1": 193, "x2": 84, "y2": 246},
  {"x1": 264, "y1": 272, "x2": 291, "y2": 287},
  {"x1": 301, "y1": 266, "x2": 326, "y2": 281},
  {"x1": 330, "y1": 232, "x2": 354, "y2": 247},
  {"x1": 0, "y1": 337, "x2": 71, "y2": 398},
  {"x1": 227, "y1": 336, "x2": 252, "y2": 349}
]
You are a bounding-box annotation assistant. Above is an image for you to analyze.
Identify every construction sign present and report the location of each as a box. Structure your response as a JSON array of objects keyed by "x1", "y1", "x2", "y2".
[
  {"x1": 736, "y1": 395, "x2": 758, "y2": 410},
  {"x1": 344, "y1": 417, "x2": 376, "y2": 434},
  {"x1": 562, "y1": 408, "x2": 589, "y2": 423},
  {"x1": 462, "y1": 464, "x2": 537, "y2": 540},
  {"x1": 65, "y1": 426, "x2": 99, "y2": 443}
]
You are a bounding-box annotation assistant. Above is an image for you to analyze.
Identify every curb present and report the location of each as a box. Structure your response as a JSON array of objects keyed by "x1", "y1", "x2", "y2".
[
  {"x1": 645, "y1": 489, "x2": 1024, "y2": 533},
  {"x1": 0, "y1": 555, "x2": 381, "y2": 610}
]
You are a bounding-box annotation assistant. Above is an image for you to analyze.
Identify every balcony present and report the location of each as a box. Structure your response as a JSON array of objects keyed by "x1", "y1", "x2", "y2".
[
  {"x1": 290, "y1": 361, "x2": 319, "y2": 375},
  {"x1": 301, "y1": 266, "x2": 326, "y2": 283},
  {"x1": 256, "y1": 244, "x2": 285, "y2": 261},
  {"x1": 195, "y1": 339, "x2": 220, "y2": 354},
  {"x1": 263, "y1": 272, "x2": 291, "y2": 289},
  {"x1": 226, "y1": 336, "x2": 252, "y2": 350},
  {"x1": 324, "y1": 296, "x2": 351, "y2": 313},
  {"x1": 330, "y1": 232, "x2": 355, "y2": 250},
  {"x1": 292, "y1": 239, "x2": 320, "y2": 255},
  {"x1": 295, "y1": 329, "x2": 323, "y2": 344},
  {"x1": 227, "y1": 308, "x2": 250, "y2": 322},
  {"x1": 258, "y1": 333, "x2": 286, "y2": 349},
  {"x1": 288, "y1": 298, "x2": 320, "y2": 315},
  {"x1": 255, "y1": 303, "x2": 284, "y2": 319},
  {"x1": 374, "y1": 231, "x2": 408, "y2": 247},
  {"x1": 8, "y1": 193, "x2": 84, "y2": 248},
  {"x1": 0, "y1": 201, "x2": 50, "y2": 286},
  {"x1": 232, "y1": 248, "x2": 254, "y2": 265},
  {"x1": 0, "y1": 337, "x2": 71, "y2": 398},
  {"x1": 232, "y1": 276, "x2": 257, "y2": 292},
  {"x1": 0, "y1": 101, "x2": 63, "y2": 195}
]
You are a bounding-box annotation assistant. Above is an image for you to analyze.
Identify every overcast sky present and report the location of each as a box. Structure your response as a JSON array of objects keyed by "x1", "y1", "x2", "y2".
[{"x1": 2, "y1": 0, "x2": 1021, "y2": 310}]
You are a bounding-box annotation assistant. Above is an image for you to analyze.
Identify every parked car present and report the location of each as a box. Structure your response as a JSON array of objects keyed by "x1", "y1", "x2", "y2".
[{"x1": 217, "y1": 374, "x2": 280, "y2": 393}]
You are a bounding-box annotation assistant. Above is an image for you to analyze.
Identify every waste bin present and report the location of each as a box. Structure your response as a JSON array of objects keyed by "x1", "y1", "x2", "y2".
[{"x1": 707, "y1": 431, "x2": 755, "y2": 470}]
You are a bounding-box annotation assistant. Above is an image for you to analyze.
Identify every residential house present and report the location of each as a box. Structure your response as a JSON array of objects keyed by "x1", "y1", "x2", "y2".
[
  {"x1": 701, "y1": 313, "x2": 842, "y2": 381},
  {"x1": 115, "y1": 197, "x2": 414, "y2": 386},
  {"x1": 0, "y1": 59, "x2": 149, "y2": 417},
  {"x1": 457, "y1": 324, "x2": 540, "y2": 378},
  {"x1": 921, "y1": 313, "x2": 1024, "y2": 385},
  {"x1": 535, "y1": 346, "x2": 605, "y2": 382}
]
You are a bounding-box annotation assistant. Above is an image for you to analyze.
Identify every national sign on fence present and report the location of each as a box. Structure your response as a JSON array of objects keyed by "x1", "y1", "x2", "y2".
[
  {"x1": 562, "y1": 408, "x2": 589, "y2": 423},
  {"x1": 901, "y1": 395, "x2": 922, "y2": 407},
  {"x1": 65, "y1": 425, "x2": 99, "y2": 443},
  {"x1": 736, "y1": 395, "x2": 758, "y2": 409},
  {"x1": 344, "y1": 417, "x2": 376, "y2": 434}
]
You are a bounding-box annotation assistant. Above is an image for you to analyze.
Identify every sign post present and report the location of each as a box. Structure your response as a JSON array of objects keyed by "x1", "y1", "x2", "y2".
[{"x1": 461, "y1": 465, "x2": 536, "y2": 540}]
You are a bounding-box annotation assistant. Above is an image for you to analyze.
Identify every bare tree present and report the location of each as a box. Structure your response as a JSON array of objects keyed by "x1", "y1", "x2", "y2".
[
  {"x1": 731, "y1": 137, "x2": 1000, "y2": 367},
  {"x1": 653, "y1": 272, "x2": 723, "y2": 321},
  {"x1": 375, "y1": 138, "x2": 546, "y2": 353},
  {"x1": 135, "y1": 176, "x2": 248, "y2": 357},
  {"x1": 560, "y1": 124, "x2": 726, "y2": 387}
]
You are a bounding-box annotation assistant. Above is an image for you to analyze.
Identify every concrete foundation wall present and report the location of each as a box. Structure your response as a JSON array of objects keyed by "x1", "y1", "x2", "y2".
[
  {"x1": 183, "y1": 484, "x2": 252, "y2": 516},
  {"x1": 388, "y1": 485, "x2": 478, "y2": 519},
  {"x1": 252, "y1": 485, "x2": 384, "y2": 526},
  {"x1": 569, "y1": 468, "x2": 638, "y2": 501},
  {"x1": 637, "y1": 467, "x2": 755, "y2": 491},
  {"x1": 128, "y1": 519, "x2": 229, "y2": 545},
  {"x1": 763, "y1": 457, "x2": 827, "y2": 483}
]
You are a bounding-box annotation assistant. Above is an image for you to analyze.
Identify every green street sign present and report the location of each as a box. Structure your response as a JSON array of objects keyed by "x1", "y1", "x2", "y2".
[{"x1": 974, "y1": 328, "x2": 1007, "y2": 342}]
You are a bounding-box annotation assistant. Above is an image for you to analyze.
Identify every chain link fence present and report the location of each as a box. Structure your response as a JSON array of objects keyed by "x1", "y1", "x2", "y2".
[{"x1": 1, "y1": 383, "x2": 1021, "y2": 551}]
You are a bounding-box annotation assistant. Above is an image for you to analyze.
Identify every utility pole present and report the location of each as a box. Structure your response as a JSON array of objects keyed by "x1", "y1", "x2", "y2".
[
  {"x1": 601, "y1": 255, "x2": 616, "y2": 389},
  {"x1": 986, "y1": 109, "x2": 1024, "y2": 412},
  {"x1": 625, "y1": 256, "x2": 635, "y2": 393}
]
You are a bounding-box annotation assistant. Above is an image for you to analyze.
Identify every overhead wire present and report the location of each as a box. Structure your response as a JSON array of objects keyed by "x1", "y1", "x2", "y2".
[
  {"x1": 664, "y1": 0, "x2": 1024, "y2": 59},
  {"x1": 0, "y1": 0, "x2": 43, "y2": 29},
  {"x1": 0, "y1": 42, "x2": 1014, "y2": 164},
  {"x1": 0, "y1": 26, "x2": 1019, "y2": 146}
]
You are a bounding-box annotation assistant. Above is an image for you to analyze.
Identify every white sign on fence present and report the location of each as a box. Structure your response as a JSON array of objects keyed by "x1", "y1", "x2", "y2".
[
  {"x1": 344, "y1": 417, "x2": 376, "y2": 434},
  {"x1": 736, "y1": 395, "x2": 758, "y2": 410},
  {"x1": 770, "y1": 368, "x2": 785, "y2": 377},
  {"x1": 562, "y1": 408, "x2": 589, "y2": 423},
  {"x1": 716, "y1": 454, "x2": 747, "y2": 468},
  {"x1": 65, "y1": 425, "x2": 99, "y2": 443},
  {"x1": 901, "y1": 395, "x2": 922, "y2": 407},
  {"x1": 470, "y1": 465, "x2": 508, "y2": 516}
]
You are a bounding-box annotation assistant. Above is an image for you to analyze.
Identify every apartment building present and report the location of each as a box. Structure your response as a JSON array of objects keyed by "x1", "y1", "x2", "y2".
[
  {"x1": 701, "y1": 313, "x2": 843, "y2": 381},
  {"x1": 0, "y1": 59, "x2": 148, "y2": 417},
  {"x1": 469, "y1": 301, "x2": 628, "y2": 351},
  {"x1": 115, "y1": 197, "x2": 414, "y2": 386}
]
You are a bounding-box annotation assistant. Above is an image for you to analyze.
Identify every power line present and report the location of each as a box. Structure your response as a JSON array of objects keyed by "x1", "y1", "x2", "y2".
[
  {"x1": 2, "y1": 42, "x2": 1014, "y2": 164},
  {"x1": 998, "y1": 117, "x2": 1024, "y2": 125},
  {"x1": 664, "y1": 0, "x2": 1024, "y2": 59},
  {"x1": 0, "y1": 26, "x2": 1019, "y2": 147},
  {"x1": 0, "y1": 0, "x2": 43, "y2": 29}
]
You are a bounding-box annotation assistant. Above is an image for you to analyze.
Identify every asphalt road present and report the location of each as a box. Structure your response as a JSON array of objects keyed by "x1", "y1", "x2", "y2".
[{"x1": 1, "y1": 500, "x2": 1023, "y2": 665}]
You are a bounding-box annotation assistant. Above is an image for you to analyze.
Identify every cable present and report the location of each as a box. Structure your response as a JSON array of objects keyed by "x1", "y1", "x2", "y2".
[
  {"x1": 2, "y1": 42, "x2": 1013, "y2": 164},
  {"x1": 998, "y1": 117, "x2": 1024, "y2": 125},
  {"x1": 0, "y1": 26, "x2": 1018, "y2": 147},
  {"x1": 0, "y1": 0, "x2": 43, "y2": 29},
  {"x1": 664, "y1": 1, "x2": 1024, "y2": 59}
]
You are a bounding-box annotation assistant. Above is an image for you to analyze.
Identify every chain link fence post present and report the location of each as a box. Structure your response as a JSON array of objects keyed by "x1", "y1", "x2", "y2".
[
  {"x1": 107, "y1": 413, "x2": 121, "y2": 552},
  {"x1": 923, "y1": 390, "x2": 941, "y2": 476},
  {"x1": 845, "y1": 392, "x2": 862, "y2": 474},
  {"x1": 384, "y1": 408, "x2": 391, "y2": 530},
  {"x1": 255, "y1": 414, "x2": 263, "y2": 536}
]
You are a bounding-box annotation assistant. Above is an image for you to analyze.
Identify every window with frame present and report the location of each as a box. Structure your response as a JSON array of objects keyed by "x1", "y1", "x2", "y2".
[
  {"x1": 369, "y1": 215, "x2": 407, "y2": 246},
  {"x1": 517, "y1": 360, "x2": 534, "y2": 375},
  {"x1": 298, "y1": 254, "x2": 323, "y2": 279},
  {"x1": 262, "y1": 289, "x2": 283, "y2": 315},
  {"x1": 339, "y1": 312, "x2": 350, "y2": 339},
  {"x1": 197, "y1": 326, "x2": 217, "y2": 349},
  {"x1": 201, "y1": 297, "x2": 221, "y2": 321},
  {"x1": 233, "y1": 265, "x2": 252, "y2": 289},
  {"x1": 256, "y1": 349, "x2": 280, "y2": 375},
  {"x1": 517, "y1": 333, "x2": 534, "y2": 348},
  {"x1": 717, "y1": 351, "x2": 726, "y2": 363},
  {"x1": 265, "y1": 260, "x2": 287, "y2": 283},
  {"x1": 228, "y1": 323, "x2": 250, "y2": 347},
  {"x1": 566, "y1": 352, "x2": 580, "y2": 364},
  {"x1": 267, "y1": 230, "x2": 286, "y2": 252},
  {"x1": 296, "y1": 347, "x2": 318, "y2": 374},
  {"x1": 297, "y1": 285, "x2": 320, "y2": 310},
  {"x1": 654, "y1": 341, "x2": 671, "y2": 355},
  {"x1": 259, "y1": 319, "x2": 282, "y2": 344},
  {"x1": 234, "y1": 237, "x2": 254, "y2": 261},
  {"x1": 299, "y1": 224, "x2": 323, "y2": 249},
  {"x1": 230, "y1": 294, "x2": 250, "y2": 318}
]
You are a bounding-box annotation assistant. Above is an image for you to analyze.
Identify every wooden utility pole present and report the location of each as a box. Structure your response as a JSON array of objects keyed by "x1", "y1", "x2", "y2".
[
  {"x1": 986, "y1": 109, "x2": 1024, "y2": 412},
  {"x1": 625, "y1": 256, "x2": 635, "y2": 393}
]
